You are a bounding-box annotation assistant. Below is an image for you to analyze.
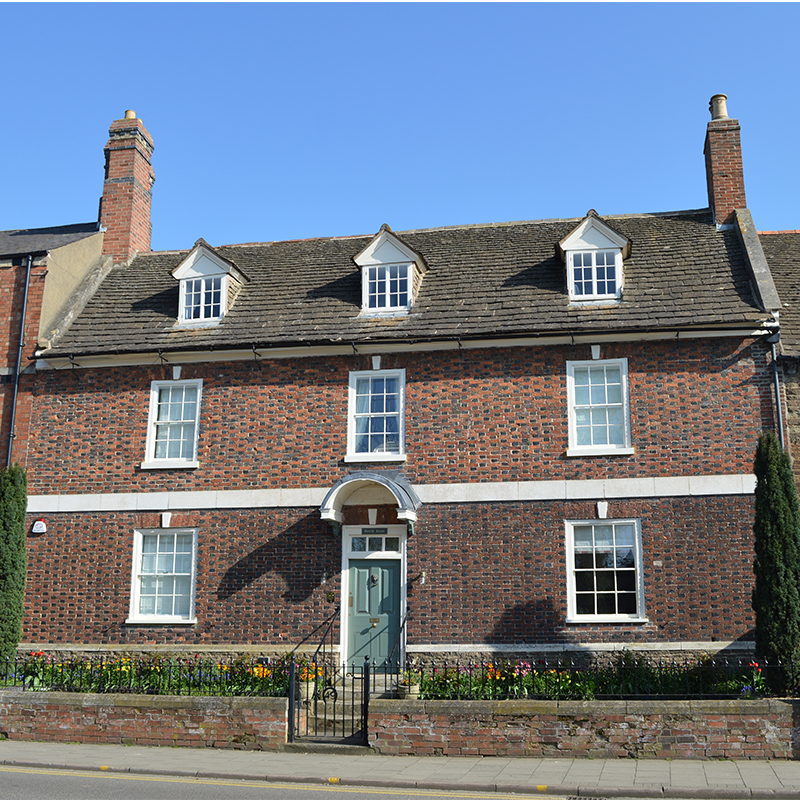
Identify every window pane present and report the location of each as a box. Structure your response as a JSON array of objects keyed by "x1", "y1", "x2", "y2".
[
  {"x1": 142, "y1": 537, "x2": 158, "y2": 554},
  {"x1": 174, "y1": 554, "x2": 192, "y2": 573},
  {"x1": 367, "y1": 537, "x2": 383, "y2": 552},
  {"x1": 174, "y1": 593, "x2": 191, "y2": 617},
  {"x1": 385, "y1": 537, "x2": 400, "y2": 552},
  {"x1": 595, "y1": 572, "x2": 615, "y2": 592},
  {"x1": 575, "y1": 572, "x2": 594, "y2": 592},
  {"x1": 576, "y1": 594, "x2": 594, "y2": 614},
  {"x1": 616, "y1": 548, "x2": 635, "y2": 569},
  {"x1": 139, "y1": 594, "x2": 155, "y2": 615},
  {"x1": 352, "y1": 537, "x2": 366, "y2": 552},
  {"x1": 615, "y1": 525, "x2": 635, "y2": 546},
  {"x1": 590, "y1": 385, "x2": 607, "y2": 404},
  {"x1": 575, "y1": 552, "x2": 594, "y2": 570},
  {"x1": 595, "y1": 550, "x2": 615, "y2": 569},
  {"x1": 617, "y1": 571, "x2": 636, "y2": 591},
  {"x1": 594, "y1": 526, "x2": 613, "y2": 547},
  {"x1": 573, "y1": 527, "x2": 593, "y2": 548},
  {"x1": 617, "y1": 593, "x2": 637, "y2": 614},
  {"x1": 596, "y1": 594, "x2": 616, "y2": 614}
]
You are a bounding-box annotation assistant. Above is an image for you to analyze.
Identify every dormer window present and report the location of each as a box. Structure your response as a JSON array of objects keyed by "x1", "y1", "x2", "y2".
[
  {"x1": 558, "y1": 211, "x2": 630, "y2": 303},
  {"x1": 182, "y1": 276, "x2": 223, "y2": 322},
  {"x1": 354, "y1": 225, "x2": 427, "y2": 316},
  {"x1": 569, "y1": 249, "x2": 620, "y2": 299},
  {"x1": 367, "y1": 263, "x2": 410, "y2": 311},
  {"x1": 171, "y1": 239, "x2": 249, "y2": 328}
]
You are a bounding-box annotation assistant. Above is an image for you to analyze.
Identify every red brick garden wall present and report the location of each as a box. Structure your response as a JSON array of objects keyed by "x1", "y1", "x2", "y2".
[
  {"x1": 0, "y1": 691, "x2": 287, "y2": 749},
  {"x1": 369, "y1": 698, "x2": 798, "y2": 759},
  {"x1": 1, "y1": 693, "x2": 797, "y2": 759}
]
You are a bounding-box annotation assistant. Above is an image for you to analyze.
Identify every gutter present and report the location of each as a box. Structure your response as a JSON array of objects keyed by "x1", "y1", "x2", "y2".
[{"x1": 35, "y1": 321, "x2": 778, "y2": 366}]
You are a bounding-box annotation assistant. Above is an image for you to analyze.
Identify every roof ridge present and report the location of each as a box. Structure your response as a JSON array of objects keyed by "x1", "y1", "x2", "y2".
[
  {"x1": 394, "y1": 208, "x2": 711, "y2": 236},
  {"x1": 173, "y1": 209, "x2": 715, "y2": 253},
  {"x1": 759, "y1": 230, "x2": 800, "y2": 235}
]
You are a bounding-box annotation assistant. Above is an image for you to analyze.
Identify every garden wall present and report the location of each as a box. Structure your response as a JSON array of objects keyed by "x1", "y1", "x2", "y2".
[
  {"x1": 2, "y1": 692, "x2": 799, "y2": 759},
  {"x1": 368, "y1": 699, "x2": 800, "y2": 759},
  {"x1": 0, "y1": 690, "x2": 288, "y2": 750}
]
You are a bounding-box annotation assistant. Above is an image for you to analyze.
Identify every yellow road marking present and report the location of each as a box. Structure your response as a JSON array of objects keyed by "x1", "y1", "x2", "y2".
[{"x1": 0, "y1": 765, "x2": 562, "y2": 798}]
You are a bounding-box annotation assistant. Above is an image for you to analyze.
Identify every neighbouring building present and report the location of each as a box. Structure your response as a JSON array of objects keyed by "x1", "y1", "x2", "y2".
[{"x1": 9, "y1": 96, "x2": 789, "y2": 664}]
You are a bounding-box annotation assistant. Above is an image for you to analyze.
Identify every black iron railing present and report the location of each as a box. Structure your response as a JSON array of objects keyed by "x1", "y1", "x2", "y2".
[
  {"x1": 1, "y1": 652, "x2": 790, "y2": 700},
  {"x1": 0, "y1": 652, "x2": 289, "y2": 696},
  {"x1": 404, "y1": 655, "x2": 785, "y2": 700}
]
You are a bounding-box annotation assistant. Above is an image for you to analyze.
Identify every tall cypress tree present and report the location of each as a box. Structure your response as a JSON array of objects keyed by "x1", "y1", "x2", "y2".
[
  {"x1": 0, "y1": 464, "x2": 27, "y2": 658},
  {"x1": 752, "y1": 431, "x2": 800, "y2": 665}
]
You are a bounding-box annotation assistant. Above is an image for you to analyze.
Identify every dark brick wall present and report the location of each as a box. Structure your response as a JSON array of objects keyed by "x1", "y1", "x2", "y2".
[
  {"x1": 22, "y1": 495, "x2": 755, "y2": 646},
  {"x1": 22, "y1": 337, "x2": 773, "y2": 494}
]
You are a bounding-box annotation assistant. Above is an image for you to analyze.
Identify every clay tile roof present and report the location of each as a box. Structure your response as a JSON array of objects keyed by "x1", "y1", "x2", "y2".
[
  {"x1": 44, "y1": 209, "x2": 769, "y2": 358},
  {"x1": 760, "y1": 231, "x2": 800, "y2": 357}
]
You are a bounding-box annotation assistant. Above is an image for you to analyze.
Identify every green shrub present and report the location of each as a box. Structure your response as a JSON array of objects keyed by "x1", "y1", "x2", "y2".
[{"x1": 0, "y1": 465, "x2": 27, "y2": 659}]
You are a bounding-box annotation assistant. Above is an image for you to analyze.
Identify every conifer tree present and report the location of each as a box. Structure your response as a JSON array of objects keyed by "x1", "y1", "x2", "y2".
[
  {"x1": 752, "y1": 431, "x2": 800, "y2": 666},
  {"x1": 0, "y1": 464, "x2": 27, "y2": 658}
]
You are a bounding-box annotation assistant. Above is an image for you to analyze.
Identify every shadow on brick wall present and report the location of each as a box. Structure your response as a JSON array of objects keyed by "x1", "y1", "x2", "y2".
[
  {"x1": 486, "y1": 598, "x2": 568, "y2": 647},
  {"x1": 216, "y1": 512, "x2": 337, "y2": 603}
]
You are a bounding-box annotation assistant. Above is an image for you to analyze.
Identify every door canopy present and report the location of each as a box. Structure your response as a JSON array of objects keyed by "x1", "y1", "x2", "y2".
[{"x1": 319, "y1": 470, "x2": 423, "y2": 524}]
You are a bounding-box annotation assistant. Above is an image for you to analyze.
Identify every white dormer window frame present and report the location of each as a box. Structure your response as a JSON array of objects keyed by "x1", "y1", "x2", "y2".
[
  {"x1": 354, "y1": 227, "x2": 427, "y2": 317},
  {"x1": 172, "y1": 240, "x2": 248, "y2": 329},
  {"x1": 363, "y1": 262, "x2": 412, "y2": 313},
  {"x1": 567, "y1": 249, "x2": 623, "y2": 301},
  {"x1": 558, "y1": 213, "x2": 630, "y2": 304},
  {"x1": 179, "y1": 274, "x2": 227, "y2": 325}
]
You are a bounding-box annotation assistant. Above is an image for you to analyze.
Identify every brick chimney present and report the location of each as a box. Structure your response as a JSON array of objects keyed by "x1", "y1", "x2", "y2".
[
  {"x1": 704, "y1": 94, "x2": 746, "y2": 229},
  {"x1": 99, "y1": 110, "x2": 155, "y2": 263}
]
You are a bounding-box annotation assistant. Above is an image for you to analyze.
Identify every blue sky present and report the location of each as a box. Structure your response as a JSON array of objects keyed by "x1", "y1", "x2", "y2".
[{"x1": 3, "y1": 3, "x2": 799, "y2": 251}]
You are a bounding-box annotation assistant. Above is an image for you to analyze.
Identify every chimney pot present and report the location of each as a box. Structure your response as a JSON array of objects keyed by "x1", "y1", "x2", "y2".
[
  {"x1": 124, "y1": 109, "x2": 136, "y2": 119},
  {"x1": 709, "y1": 94, "x2": 729, "y2": 120}
]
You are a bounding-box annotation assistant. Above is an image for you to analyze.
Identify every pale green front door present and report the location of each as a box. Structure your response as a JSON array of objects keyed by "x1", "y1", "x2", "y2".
[{"x1": 347, "y1": 559, "x2": 401, "y2": 670}]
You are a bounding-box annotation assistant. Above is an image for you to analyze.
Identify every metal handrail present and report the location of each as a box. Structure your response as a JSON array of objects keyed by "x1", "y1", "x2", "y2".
[
  {"x1": 311, "y1": 605, "x2": 341, "y2": 665},
  {"x1": 386, "y1": 610, "x2": 410, "y2": 670}
]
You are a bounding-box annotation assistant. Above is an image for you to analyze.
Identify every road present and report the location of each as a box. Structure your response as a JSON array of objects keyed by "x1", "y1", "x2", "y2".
[{"x1": 0, "y1": 766, "x2": 570, "y2": 800}]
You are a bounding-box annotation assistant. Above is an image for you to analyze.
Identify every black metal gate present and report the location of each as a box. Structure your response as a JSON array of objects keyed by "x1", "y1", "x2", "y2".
[{"x1": 288, "y1": 657, "x2": 371, "y2": 745}]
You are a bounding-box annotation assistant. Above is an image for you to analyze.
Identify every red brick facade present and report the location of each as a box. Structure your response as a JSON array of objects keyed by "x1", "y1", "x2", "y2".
[
  {"x1": 23, "y1": 337, "x2": 771, "y2": 494},
  {"x1": 18, "y1": 335, "x2": 770, "y2": 650}
]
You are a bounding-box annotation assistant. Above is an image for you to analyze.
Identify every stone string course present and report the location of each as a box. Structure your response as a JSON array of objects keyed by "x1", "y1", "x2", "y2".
[{"x1": 1, "y1": 692, "x2": 798, "y2": 759}]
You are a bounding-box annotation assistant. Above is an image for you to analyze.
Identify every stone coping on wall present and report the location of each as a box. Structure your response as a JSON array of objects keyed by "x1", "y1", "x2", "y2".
[{"x1": 370, "y1": 697, "x2": 794, "y2": 715}]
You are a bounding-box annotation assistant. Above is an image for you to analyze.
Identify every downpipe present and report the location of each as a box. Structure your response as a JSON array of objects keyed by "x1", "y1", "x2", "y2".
[
  {"x1": 766, "y1": 332, "x2": 785, "y2": 449},
  {"x1": 6, "y1": 254, "x2": 33, "y2": 468}
]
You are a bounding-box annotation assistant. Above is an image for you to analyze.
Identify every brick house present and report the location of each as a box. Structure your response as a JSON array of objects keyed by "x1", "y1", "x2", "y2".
[
  {"x1": 12, "y1": 96, "x2": 785, "y2": 664},
  {"x1": 759, "y1": 231, "x2": 800, "y2": 468}
]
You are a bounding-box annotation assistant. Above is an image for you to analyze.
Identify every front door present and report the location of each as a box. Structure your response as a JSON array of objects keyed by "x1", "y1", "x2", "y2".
[{"x1": 347, "y1": 559, "x2": 400, "y2": 670}]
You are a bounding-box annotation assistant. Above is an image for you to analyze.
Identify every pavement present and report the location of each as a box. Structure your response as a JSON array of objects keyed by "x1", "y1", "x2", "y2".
[{"x1": 3, "y1": 739, "x2": 800, "y2": 799}]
